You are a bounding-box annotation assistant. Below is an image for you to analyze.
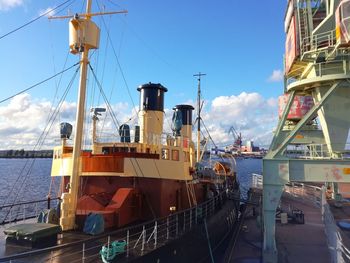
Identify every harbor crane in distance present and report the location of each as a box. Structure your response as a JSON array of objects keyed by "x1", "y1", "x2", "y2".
[{"x1": 227, "y1": 126, "x2": 242, "y2": 152}]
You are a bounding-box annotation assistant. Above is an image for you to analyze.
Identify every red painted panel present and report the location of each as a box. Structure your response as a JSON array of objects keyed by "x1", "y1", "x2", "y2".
[
  {"x1": 285, "y1": 15, "x2": 299, "y2": 74},
  {"x1": 278, "y1": 94, "x2": 314, "y2": 120}
]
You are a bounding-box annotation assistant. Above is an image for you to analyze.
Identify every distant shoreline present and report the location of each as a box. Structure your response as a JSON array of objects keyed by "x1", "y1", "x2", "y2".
[
  {"x1": 0, "y1": 150, "x2": 53, "y2": 159},
  {"x1": 0, "y1": 156, "x2": 52, "y2": 159}
]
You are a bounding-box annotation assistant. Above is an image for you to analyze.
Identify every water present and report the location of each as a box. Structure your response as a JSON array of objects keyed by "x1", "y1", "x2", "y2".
[
  {"x1": 0, "y1": 158, "x2": 54, "y2": 206},
  {"x1": 0, "y1": 158, "x2": 262, "y2": 205},
  {"x1": 236, "y1": 158, "x2": 263, "y2": 197}
]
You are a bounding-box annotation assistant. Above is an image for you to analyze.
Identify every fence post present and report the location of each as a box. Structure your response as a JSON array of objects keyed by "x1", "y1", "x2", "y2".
[
  {"x1": 82, "y1": 243, "x2": 85, "y2": 263},
  {"x1": 126, "y1": 230, "x2": 129, "y2": 257},
  {"x1": 166, "y1": 217, "x2": 169, "y2": 240},
  {"x1": 141, "y1": 225, "x2": 146, "y2": 252},
  {"x1": 107, "y1": 236, "x2": 110, "y2": 260},
  {"x1": 176, "y1": 214, "x2": 178, "y2": 237},
  {"x1": 154, "y1": 221, "x2": 157, "y2": 248},
  {"x1": 321, "y1": 186, "x2": 326, "y2": 219},
  {"x1": 183, "y1": 211, "x2": 186, "y2": 233},
  {"x1": 190, "y1": 209, "x2": 192, "y2": 229},
  {"x1": 23, "y1": 205, "x2": 26, "y2": 222},
  {"x1": 35, "y1": 203, "x2": 38, "y2": 218}
]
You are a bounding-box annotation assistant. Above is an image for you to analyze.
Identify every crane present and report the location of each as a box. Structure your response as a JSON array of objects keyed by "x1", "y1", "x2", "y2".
[{"x1": 226, "y1": 126, "x2": 242, "y2": 153}]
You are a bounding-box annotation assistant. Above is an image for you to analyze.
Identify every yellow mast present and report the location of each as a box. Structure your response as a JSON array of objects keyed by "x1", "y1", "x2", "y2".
[
  {"x1": 54, "y1": 0, "x2": 127, "y2": 231},
  {"x1": 60, "y1": 0, "x2": 93, "y2": 231}
]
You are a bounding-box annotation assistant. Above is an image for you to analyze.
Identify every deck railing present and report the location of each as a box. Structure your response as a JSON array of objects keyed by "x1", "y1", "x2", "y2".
[
  {"x1": 0, "y1": 197, "x2": 60, "y2": 225},
  {"x1": 0, "y1": 191, "x2": 237, "y2": 263}
]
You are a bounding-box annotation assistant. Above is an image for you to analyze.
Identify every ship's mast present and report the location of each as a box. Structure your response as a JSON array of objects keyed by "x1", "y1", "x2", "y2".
[
  {"x1": 193, "y1": 72, "x2": 206, "y2": 162},
  {"x1": 67, "y1": 0, "x2": 93, "y2": 231},
  {"x1": 50, "y1": 0, "x2": 127, "y2": 231}
]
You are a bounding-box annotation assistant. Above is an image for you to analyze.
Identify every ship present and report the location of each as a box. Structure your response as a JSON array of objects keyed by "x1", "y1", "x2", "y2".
[{"x1": 0, "y1": 1, "x2": 240, "y2": 262}]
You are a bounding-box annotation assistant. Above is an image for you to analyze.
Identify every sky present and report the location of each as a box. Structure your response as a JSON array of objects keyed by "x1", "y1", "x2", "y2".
[{"x1": 0, "y1": 0, "x2": 287, "y2": 150}]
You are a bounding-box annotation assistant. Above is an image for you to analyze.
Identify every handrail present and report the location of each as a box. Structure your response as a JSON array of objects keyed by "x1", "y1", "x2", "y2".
[
  {"x1": 0, "y1": 190, "x2": 236, "y2": 262},
  {"x1": 0, "y1": 197, "x2": 60, "y2": 225},
  {"x1": 0, "y1": 197, "x2": 60, "y2": 210}
]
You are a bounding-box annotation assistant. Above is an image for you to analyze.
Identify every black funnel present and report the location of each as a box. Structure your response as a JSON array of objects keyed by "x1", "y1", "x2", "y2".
[
  {"x1": 137, "y1": 83, "x2": 168, "y2": 112},
  {"x1": 172, "y1": 105, "x2": 194, "y2": 125}
]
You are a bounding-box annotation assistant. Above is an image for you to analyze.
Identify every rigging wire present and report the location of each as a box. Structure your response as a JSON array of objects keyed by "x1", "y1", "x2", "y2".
[
  {"x1": 201, "y1": 119, "x2": 217, "y2": 149},
  {"x1": 0, "y1": 62, "x2": 79, "y2": 105},
  {"x1": 96, "y1": 3, "x2": 111, "y2": 106},
  {"x1": 107, "y1": 0, "x2": 191, "y2": 80},
  {"x1": 96, "y1": 1, "x2": 138, "y2": 115},
  {"x1": 100, "y1": 15, "x2": 128, "y2": 132},
  {"x1": 0, "y1": 0, "x2": 74, "y2": 41},
  {"x1": 2, "y1": 66, "x2": 79, "y2": 209},
  {"x1": 89, "y1": 64, "x2": 120, "y2": 128},
  {"x1": 11, "y1": 68, "x2": 79, "y2": 214},
  {"x1": 47, "y1": 18, "x2": 72, "y2": 127}
]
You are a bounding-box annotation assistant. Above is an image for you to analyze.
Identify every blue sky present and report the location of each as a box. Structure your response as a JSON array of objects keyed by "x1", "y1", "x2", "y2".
[{"x1": 0, "y1": 0, "x2": 287, "y2": 149}]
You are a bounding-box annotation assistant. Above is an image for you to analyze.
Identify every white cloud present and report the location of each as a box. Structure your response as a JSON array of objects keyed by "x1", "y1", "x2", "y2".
[
  {"x1": 0, "y1": 0, "x2": 24, "y2": 11},
  {"x1": 268, "y1": 69, "x2": 284, "y2": 82},
  {"x1": 0, "y1": 92, "x2": 278, "y2": 150},
  {"x1": 200, "y1": 92, "x2": 278, "y2": 148},
  {"x1": 39, "y1": 7, "x2": 55, "y2": 17},
  {"x1": 0, "y1": 93, "x2": 137, "y2": 150}
]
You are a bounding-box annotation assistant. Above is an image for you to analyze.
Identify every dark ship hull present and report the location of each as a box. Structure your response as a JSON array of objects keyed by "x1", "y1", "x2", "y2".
[{"x1": 0, "y1": 190, "x2": 239, "y2": 263}]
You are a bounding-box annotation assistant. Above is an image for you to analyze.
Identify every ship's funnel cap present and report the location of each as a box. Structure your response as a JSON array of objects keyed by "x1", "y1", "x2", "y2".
[
  {"x1": 137, "y1": 82, "x2": 168, "y2": 112},
  {"x1": 60, "y1": 122, "x2": 73, "y2": 139},
  {"x1": 172, "y1": 104, "x2": 194, "y2": 125}
]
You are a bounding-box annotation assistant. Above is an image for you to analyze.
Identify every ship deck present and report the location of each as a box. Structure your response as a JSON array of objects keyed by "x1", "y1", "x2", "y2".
[
  {"x1": 0, "y1": 192, "x2": 239, "y2": 263},
  {"x1": 227, "y1": 188, "x2": 331, "y2": 263}
]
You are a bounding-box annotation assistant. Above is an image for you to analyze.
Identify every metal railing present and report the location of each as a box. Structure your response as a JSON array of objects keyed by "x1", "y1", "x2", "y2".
[
  {"x1": 286, "y1": 56, "x2": 350, "y2": 87},
  {"x1": 284, "y1": 182, "x2": 322, "y2": 206},
  {"x1": 320, "y1": 187, "x2": 350, "y2": 263},
  {"x1": 283, "y1": 143, "x2": 350, "y2": 160},
  {"x1": 252, "y1": 173, "x2": 263, "y2": 189},
  {"x1": 0, "y1": 191, "x2": 236, "y2": 262},
  {"x1": 300, "y1": 30, "x2": 337, "y2": 56},
  {"x1": 0, "y1": 197, "x2": 60, "y2": 225},
  {"x1": 283, "y1": 183, "x2": 350, "y2": 262}
]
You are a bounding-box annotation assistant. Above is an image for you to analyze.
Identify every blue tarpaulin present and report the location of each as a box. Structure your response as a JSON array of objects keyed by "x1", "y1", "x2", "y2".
[{"x1": 83, "y1": 213, "x2": 105, "y2": 235}]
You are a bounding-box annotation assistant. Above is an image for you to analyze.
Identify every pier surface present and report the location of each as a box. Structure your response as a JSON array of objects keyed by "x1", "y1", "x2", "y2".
[{"x1": 228, "y1": 188, "x2": 331, "y2": 263}]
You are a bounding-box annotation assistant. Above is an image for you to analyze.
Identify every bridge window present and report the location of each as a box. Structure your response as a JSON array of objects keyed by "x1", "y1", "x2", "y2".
[
  {"x1": 172, "y1": 150, "x2": 179, "y2": 161},
  {"x1": 162, "y1": 148, "x2": 169, "y2": 160}
]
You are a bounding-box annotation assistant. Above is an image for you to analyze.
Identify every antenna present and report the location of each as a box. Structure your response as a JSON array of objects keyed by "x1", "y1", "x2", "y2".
[{"x1": 193, "y1": 72, "x2": 206, "y2": 162}]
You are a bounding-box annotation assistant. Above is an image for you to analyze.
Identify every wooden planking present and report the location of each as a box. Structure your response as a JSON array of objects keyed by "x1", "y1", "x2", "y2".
[{"x1": 82, "y1": 155, "x2": 124, "y2": 172}]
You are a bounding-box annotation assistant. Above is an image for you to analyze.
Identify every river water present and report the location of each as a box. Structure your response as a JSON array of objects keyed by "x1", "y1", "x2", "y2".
[{"x1": 0, "y1": 158, "x2": 262, "y2": 206}]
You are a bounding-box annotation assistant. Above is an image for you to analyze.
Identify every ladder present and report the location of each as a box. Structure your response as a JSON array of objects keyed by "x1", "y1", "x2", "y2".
[{"x1": 185, "y1": 180, "x2": 197, "y2": 207}]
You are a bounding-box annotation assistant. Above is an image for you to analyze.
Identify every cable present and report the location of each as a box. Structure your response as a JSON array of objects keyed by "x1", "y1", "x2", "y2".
[
  {"x1": 11, "y1": 68, "x2": 79, "y2": 217},
  {"x1": 88, "y1": 63, "x2": 120, "y2": 128},
  {"x1": 96, "y1": 1, "x2": 138, "y2": 116},
  {"x1": 0, "y1": 62, "x2": 79, "y2": 105},
  {"x1": 0, "y1": 0, "x2": 74, "y2": 41},
  {"x1": 2, "y1": 66, "x2": 79, "y2": 214}
]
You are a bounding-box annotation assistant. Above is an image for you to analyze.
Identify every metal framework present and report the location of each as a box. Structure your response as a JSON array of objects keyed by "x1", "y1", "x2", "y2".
[{"x1": 263, "y1": 0, "x2": 350, "y2": 261}]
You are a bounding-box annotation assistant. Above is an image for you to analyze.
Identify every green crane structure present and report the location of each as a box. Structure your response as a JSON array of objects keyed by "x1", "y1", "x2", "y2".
[{"x1": 263, "y1": 0, "x2": 350, "y2": 262}]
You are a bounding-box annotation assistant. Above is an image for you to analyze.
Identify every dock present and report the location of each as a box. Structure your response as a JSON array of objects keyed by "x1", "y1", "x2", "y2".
[{"x1": 226, "y1": 187, "x2": 331, "y2": 263}]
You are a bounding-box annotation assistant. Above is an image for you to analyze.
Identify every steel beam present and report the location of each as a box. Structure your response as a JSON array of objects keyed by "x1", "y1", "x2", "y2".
[
  {"x1": 269, "y1": 81, "x2": 341, "y2": 158},
  {"x1": 268, "y1": 90, "x2": 296, "y2": 152}
]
